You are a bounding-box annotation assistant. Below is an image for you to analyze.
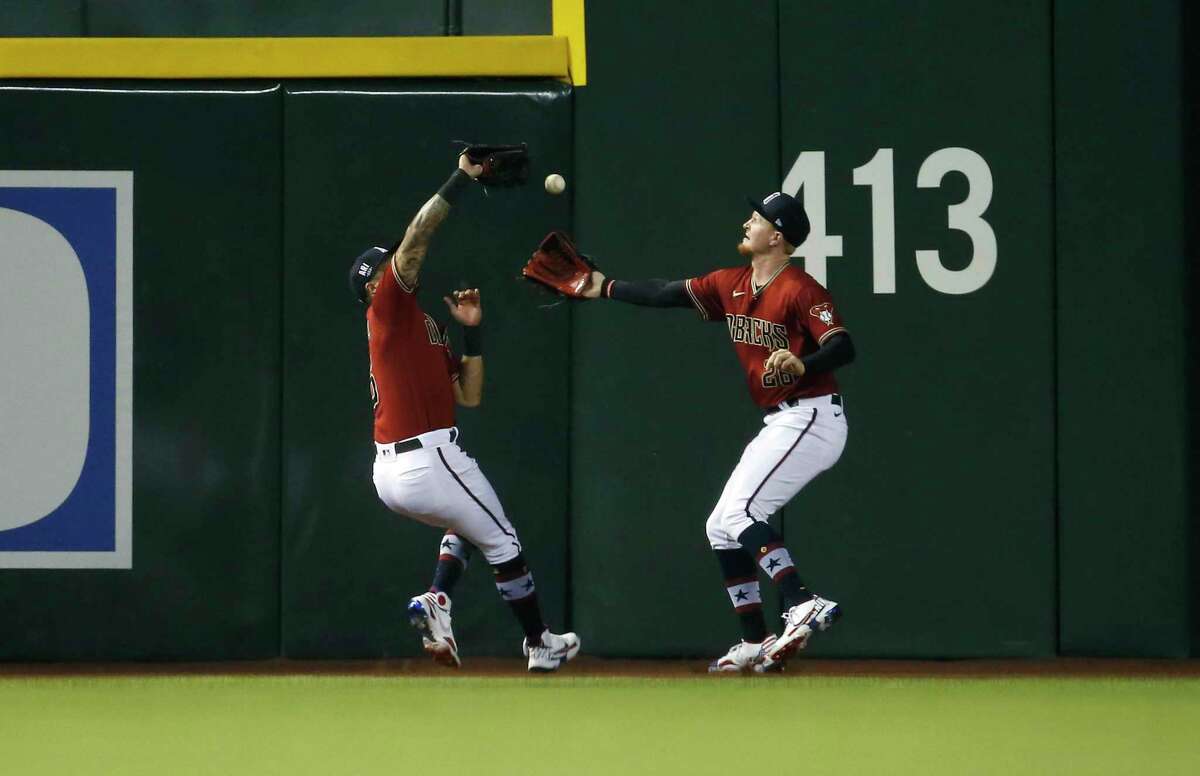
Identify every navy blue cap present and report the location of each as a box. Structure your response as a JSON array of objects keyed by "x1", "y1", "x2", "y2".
[
  {"x1": 747, "y1": 191, "x2": 810, "y2": 248},
  {"x1": 348, "y1": 246, "x2": 390, "y2": 303}
]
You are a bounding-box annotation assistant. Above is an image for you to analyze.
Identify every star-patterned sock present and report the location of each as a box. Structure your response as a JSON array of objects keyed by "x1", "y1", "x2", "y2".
[
  {"x1": 430, "y1": 532, "x2": 473, "y2": 596},
  {"x1": 492, "y1": 554, "x2": 545, "y2": 642},
  {"x1": 714, "y1": 548, "x2": 768, "y2": 643},
  {"x1": 737, "y1": 523, "x2": 814, "y2": 610}
]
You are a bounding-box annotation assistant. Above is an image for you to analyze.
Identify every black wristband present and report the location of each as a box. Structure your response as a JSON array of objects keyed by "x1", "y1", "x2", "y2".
[
  {"x1": 462, "y1": 325, "x2": 483, "y2": 356},
  {"x1": 438, "y1": 169, "x2": 473, "y2": 205}
]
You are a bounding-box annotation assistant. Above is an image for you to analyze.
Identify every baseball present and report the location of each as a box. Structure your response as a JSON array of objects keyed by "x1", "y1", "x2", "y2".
[{"x1": 544, "y1": 173, "x2": 566, "y2": 195}]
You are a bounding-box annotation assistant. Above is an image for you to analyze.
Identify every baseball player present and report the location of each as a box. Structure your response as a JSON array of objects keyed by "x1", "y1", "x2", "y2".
[
  {"x1": 348, "y1": 153, "x2": 580, "y2": 672},
  {"x1": 580, "y1": 192, "x2": 855, "y2": 672}
]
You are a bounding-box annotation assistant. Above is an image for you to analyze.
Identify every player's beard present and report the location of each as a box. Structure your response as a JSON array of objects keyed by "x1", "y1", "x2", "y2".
[{"x1": 736, "y1": 240, "x2": 753, "y2": 257}]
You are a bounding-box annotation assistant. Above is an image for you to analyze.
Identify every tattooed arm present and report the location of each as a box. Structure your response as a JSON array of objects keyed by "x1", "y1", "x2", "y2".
[{"x1": 393, "y1": 154, "x2": 482, "y2": 289}]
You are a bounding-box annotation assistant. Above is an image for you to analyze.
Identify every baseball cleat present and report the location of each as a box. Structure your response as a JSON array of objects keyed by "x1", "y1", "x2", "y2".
[
  {"x1": 522, "y1": 629, "x2": 581, "y2": 672},
  {"x1": 762, "y1": 595, "x2": 841, "y2": 668},
  {"x1": 407, "y1": 591, "x2": 461, "y2": 668},
  {"x1": 708, "y1": 634, "x2": 778, "y2": 673}
]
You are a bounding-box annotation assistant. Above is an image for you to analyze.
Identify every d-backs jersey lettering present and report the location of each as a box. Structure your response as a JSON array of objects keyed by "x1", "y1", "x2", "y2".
[
  {"x1": 685, "y1": 264, "x2": 846, "y2": 408},
  {"x1": 366, "y1": 260, "x2": 459, "y2": 442}
]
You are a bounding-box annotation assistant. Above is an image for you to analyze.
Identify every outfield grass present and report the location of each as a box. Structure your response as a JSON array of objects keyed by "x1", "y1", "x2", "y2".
[{"x1": 2, "y1": 675, "x2": 1197, "y2": 775}]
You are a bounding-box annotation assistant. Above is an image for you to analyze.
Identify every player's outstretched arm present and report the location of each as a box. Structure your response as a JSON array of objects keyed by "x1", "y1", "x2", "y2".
[
  {"x1": 581, "y1": 270, "x2": 692, "y2": 308},
  {"x1": 445, "y1": 288, "x2": 484, "y2": 407},
  {"x1": 393, "y1": 155, "x2": 484, "y2": 288}
]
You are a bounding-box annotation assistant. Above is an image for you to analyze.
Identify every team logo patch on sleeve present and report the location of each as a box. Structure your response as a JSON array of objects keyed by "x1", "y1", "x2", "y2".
[{"x1": 809, "y1": 303, "x2": 835, "y2": 327}]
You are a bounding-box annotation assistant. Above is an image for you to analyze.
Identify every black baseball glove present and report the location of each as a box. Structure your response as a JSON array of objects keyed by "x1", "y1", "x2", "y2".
[{"x1": 457, "y1": 142, "x2": 529, "y2": 187}]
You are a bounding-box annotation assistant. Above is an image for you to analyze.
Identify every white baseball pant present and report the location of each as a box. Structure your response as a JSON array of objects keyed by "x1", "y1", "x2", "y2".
[
  {"x1": 705, "y1": 394, "x2": 848, "y2": 550},
  {"x1": 372, "y1": 426, "x2": 522, "y2": 564}
]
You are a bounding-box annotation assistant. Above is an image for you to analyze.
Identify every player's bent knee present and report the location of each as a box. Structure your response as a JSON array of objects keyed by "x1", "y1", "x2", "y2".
[
  {"x1": 705, "y1": 513, "x2": 738, "y2": 550},
  {"x1": 704, "y1": 512, "x2": 722, "y2": 543},
  {"x1": 715, "y1": 509, "x2": 760, "y2": 546}
]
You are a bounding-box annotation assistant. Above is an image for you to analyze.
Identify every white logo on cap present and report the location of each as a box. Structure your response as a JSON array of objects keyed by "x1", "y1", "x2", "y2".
[
  {"x1": 775, "y1": 219, "x2": 783, "y2": 227},
  {"x1": 358, "y1": 264, "x2": 371, "y2": 276}
]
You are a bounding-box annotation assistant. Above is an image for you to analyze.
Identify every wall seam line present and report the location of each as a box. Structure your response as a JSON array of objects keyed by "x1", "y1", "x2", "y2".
[{"x1": 1049, "y1": 0, "x2": 1062, "y2": 658}]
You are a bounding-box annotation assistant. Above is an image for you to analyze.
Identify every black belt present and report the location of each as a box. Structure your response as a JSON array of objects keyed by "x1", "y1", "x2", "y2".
[
  {"x1": 389, "y1": 427, "x2": 457, "y2": 454},
  {"x1": 767, "y1": 393, "x2": 842, "y2": 415}
]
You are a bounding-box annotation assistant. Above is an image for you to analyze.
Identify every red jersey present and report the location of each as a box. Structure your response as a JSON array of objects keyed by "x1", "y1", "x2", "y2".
[
  {"x1": 365, "y1": 261, "x2": 459, "y2": 442},
  {"x1": 685, "y1": 264, "x2": 847, "y2": 408}
]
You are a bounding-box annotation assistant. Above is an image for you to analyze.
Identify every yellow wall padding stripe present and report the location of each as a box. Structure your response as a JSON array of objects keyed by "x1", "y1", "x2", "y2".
[
  {"x1": 0, "y1": 36, "x2": 569, "y2": 79},
  {"x1": 552, "y1": 0, "x2": 587, "y2": 86}
]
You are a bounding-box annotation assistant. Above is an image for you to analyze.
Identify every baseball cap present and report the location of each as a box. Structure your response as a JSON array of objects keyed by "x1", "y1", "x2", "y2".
[
  {"x1": 347, "y1": 245, "x2": 391, "y2": 303},
  {"x1": 747, "y1": 191, "x2": 811, "y2": 248}
]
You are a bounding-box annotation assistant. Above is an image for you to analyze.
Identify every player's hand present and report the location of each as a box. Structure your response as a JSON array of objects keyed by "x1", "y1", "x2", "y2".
[
  {"x1": 458, "y1": 153, "x2": 484, "y2": 179},
  {"x1": 764, "y1": 348, "x2": 805, "y2": 377},
  {"x1": 580, "y1": 270, "x2": 606, "y2": 299},
  {"x1": 444, "y1": 288, "x2": 482, "y2": 326}
]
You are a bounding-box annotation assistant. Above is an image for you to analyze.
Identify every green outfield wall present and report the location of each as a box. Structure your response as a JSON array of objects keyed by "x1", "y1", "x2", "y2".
[
  {"x1": 0, "y1": 82, "x2": 283, "y2": 659},
  {"x1": 570, "y1": 0, "x2": 1190, "y2": 658},
  {"x1": 0, "y1": 0, "x2": 552, "y2": 37},
  {"x1": 574, "y1": 0, "x2": 1059, "y2": 658},
  {"x1": 0, "y1": 80, "x2": 571, "y2": 660},
  {"x1": 1054, "y1": 0, "x2": 1190, "y2": 656},
  {"x1": 279, "y1": 82, "x2": 572, "y2": 658},
  {"x1": 0, "y1": 0, "x2": 1191, "y2": 660},
  {"x1": 774, "y1": 1, "x2": 1056, "y2": 657},
  {"x1": 571, "y1": 1, "x2": 790, "y2": 657}
]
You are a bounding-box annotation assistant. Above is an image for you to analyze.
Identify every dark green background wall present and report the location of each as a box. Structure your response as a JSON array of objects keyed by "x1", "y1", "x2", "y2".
[
  {"x1": 0, "y1": 0, "x2": 1191, "y2": 659},
  {"x1": 1055, "y1": 1, "x2": 1189, "y2": 656},
  {"x1": 775, "y1": 1, "x2": 1055, "y2": 657},
  {"x1": 573, "y1": 0, "x2": 1058, "y2": 658},
  {"x1": 0, "y1": 0, "x2": 551, "y2": 36},
  {"x1": 570, "y1": 0, "x2": 1187, "y2": 658},
  {"x1": 0, "y1": 80, "x2": 571, "y2": 660},
  {"x1": 0, "y1": 82, "x2": 282, "y2": 659},
  {"x1": 280, "y1": 83, "x2": 572, "y2": 658},
  {"x1": 571, "y1": 1, "x2": 783, "y2": 657}
]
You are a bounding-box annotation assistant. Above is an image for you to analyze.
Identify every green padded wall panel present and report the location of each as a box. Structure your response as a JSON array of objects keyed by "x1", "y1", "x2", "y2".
[
  {"x1": 281, "y1": 81, "x2": 572, "y2": 658},
  {"x1": 775, "y1": 0, "x2": 1056, "y2": 657},
  {"x1": 0, "y1": 0, "x2": 83, "y2": 35},
  {"x1": 0, "y1": 81, "x2": 282, "y2": 659},
  {"x1": 572, "y1": 0, "x2": 784, "y2": 657},
  {"x1": 1056, "y1": 0, "x2": 1189, "y2": 657},
  {"x1": 575, "y1": 0, "x2": 1058, "y2": 658},
  {"x1": 462, "y1": 0, "x2": 551, "y2": 35},
  {"x1": 85, "y1": 0, "x2": 443, "y2": 36}
]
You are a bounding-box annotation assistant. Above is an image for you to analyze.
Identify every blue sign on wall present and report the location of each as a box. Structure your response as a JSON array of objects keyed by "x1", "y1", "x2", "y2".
[{"x1": 0, "y1": 172, "x2": 133, "y2": 569}]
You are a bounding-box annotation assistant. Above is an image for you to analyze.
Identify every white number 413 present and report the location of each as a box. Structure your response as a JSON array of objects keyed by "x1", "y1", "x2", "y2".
[{"x1": 783, "y1": 148, "x2": 996, "y2": 295}]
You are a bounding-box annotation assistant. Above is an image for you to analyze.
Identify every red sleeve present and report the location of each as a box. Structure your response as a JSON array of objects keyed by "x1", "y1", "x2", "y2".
[
  {"x1": 683, "y1": 270, "x2": 728, "y2": 322},
  {"x1": 799, "y1": 282, "x2": 848, "y2": 345},
  {"x1": 390, "y1": 259, "x2": 417, "y2": 294},
  {"x1": 371, "y1": 259, "x2": 417, "y2": 318}
]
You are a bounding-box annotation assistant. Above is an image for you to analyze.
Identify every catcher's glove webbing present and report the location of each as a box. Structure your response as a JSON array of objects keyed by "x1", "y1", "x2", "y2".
[
  {"x1": 457, "y1": 142, "x2": 529, "y2": 187},
  {"x1": 522, "y1": 231, "x2": 597, "y2": 298}
]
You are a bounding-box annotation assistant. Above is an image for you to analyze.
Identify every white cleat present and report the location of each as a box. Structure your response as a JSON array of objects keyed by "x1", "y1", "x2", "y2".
[
  {"x1": 762, "y1": 595, "x2": 841, "y2": 670},
  {"x1": 522, "y1": 629, "x2": 581, "y2": 672},
  {"x1": 708, "y1": 634, "x2": 778, "y2": 673},
  {"x1": 407, "y1": 591, "x2": 461, "y2": 668}
]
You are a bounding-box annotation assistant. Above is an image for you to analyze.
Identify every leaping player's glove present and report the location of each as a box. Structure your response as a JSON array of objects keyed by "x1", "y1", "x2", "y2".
[
  {"x1": 522, "y1": 231, "x2": 598, "y2": 299},
  {"x1": 456, "y1": 142, "x2": 529, "y2": 187}
]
